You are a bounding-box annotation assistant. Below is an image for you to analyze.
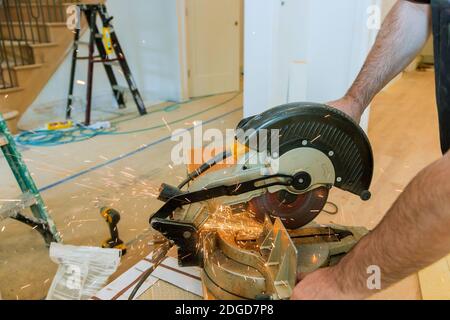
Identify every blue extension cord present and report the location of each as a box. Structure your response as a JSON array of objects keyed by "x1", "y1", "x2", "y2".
[{"x1": 15, "y1": 93, "x2": 241, "y2": 147}]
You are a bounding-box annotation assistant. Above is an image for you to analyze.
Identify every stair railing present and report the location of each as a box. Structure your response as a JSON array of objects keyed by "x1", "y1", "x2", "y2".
[{"x1": 0, "y1": 0, "x2": 78, "y2": 89}]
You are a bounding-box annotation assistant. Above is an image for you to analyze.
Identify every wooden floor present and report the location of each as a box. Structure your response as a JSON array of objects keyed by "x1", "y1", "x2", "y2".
[{"x1": 0, "y1": 70, "x2": 441, "y2": 300}]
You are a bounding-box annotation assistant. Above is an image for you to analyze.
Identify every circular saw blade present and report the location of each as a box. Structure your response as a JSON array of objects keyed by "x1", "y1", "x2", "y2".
[{"x1": 248, "y1": 187, "x2": 329, "y2": 229}]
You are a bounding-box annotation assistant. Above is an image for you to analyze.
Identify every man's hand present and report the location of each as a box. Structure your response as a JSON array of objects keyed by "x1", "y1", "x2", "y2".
[
  {"x1": 291, "y1": 267, "x2": 366, "y2": 300},
  {"x1": 291, "y1": 268, "x2": 358, "y2": 300},
  {"x1": 327, "y1": 95, "x2": 363, "y2": 123},
  {"x1": 293, "y1": 152, "x2": 450, "y2": 300}
]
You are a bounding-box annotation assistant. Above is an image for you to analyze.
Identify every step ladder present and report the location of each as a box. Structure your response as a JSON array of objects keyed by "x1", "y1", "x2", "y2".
[
  {"x1": 66, "y1": 3, "x2": 147, "y2": 125},
  {"x1": 0, "y1": 114, "x2": 61, "y2": 245}
]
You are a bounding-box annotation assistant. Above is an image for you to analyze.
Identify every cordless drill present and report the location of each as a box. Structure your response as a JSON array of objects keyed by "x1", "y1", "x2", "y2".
[{"x1": 100, "y1": 207, "x2": 126, "y2": 255}]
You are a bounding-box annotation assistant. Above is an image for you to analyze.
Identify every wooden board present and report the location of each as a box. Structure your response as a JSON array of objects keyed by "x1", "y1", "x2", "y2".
[{"x1": 419, "y1": 255, "x2": 450, "y2": 300}]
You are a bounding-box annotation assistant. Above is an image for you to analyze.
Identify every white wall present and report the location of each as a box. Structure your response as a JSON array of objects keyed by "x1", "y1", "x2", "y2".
[
  {"x1": 244, "y1": 0, "x2": 382, "y2": 130},
  {"x1": 29, "y1": 0, "x2": 183, "y2": 114},
  {"x1": 239, "y1": 0, "x2": 245, "y2": 73}
]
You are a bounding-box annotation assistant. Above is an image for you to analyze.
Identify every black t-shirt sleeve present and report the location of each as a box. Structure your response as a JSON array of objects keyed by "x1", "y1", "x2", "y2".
[{"x1": 407, "y1": 0, "x2": 431, "y2": 3}]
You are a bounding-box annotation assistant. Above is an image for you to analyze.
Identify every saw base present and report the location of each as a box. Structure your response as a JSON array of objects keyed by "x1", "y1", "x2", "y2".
[{"x1": 201, "y1": 223, "x2": 369, "y2": 300}]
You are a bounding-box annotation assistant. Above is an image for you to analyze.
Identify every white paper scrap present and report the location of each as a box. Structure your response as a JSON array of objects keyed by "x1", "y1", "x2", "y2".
[{"x1": 46, "y1": 243, "x2": 121, "y2": 300}]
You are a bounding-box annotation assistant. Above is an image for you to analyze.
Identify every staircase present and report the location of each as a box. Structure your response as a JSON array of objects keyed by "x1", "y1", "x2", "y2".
[{"x1": 0, "y1": 0, "x2": 82, "y2": 132}]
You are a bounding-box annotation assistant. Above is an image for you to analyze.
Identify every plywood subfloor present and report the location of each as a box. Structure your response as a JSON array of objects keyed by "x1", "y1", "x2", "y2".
[
  {"x1": 0, "y1": 92, "x2": 243, "y2": 300},
  {"x1": 0, "y1": 70, "x2": 442, "y2": 300},
  {"x1": 419, "y1": 255, "x2": 450, "y2": 300}
]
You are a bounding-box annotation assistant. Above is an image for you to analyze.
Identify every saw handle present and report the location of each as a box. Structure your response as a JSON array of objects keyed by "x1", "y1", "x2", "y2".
[{"x1": 178, "y1": 150, "x2": 232, "y2": 189}]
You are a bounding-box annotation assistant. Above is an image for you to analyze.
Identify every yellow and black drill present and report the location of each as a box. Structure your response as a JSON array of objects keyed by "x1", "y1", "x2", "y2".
[{"x1": 100, "y1": 207, "x2": 126, "y2": 255}]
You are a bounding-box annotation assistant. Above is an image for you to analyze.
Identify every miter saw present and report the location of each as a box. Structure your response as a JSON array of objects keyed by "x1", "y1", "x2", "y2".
[{"x1": 149, "y1": 102, "x2": 374, "y2": 300}]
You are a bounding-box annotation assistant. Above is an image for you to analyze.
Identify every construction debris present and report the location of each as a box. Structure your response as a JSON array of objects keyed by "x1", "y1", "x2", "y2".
[{"x1": 46, "y1": 243, "x2": 121, "y2": 300}]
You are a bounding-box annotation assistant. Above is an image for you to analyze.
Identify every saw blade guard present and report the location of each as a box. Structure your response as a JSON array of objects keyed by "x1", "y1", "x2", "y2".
[{"x1": 236, "y1": 102, "x2": 374, "y2": 200}]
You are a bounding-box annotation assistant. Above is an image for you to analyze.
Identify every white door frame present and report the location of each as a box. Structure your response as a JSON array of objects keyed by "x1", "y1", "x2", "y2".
[
  {"x1": 176, "y1": 0, "x2": 242, "y2": 100},
  {"x1": 176, "y1": 0, "x2": 190, "y2": 102}
]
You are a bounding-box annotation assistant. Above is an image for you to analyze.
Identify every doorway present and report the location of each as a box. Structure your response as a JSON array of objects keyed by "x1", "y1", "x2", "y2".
[{"x1": 184, "y1": 0, "x2": 243, "y2": 98}]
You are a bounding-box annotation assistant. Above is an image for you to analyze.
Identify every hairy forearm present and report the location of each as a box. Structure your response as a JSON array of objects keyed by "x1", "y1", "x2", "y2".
[
  {"x1": 333, "y1": 153, "x2": 450, "y2": 297},
  {"x1": 347, "y1": 1, "x2": 431, "y2": 115}
]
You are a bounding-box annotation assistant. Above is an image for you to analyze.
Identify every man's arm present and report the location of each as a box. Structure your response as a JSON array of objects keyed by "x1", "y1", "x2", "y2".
[
  {"x1": 329, "y1": 0, "x2": 432, "y2": 121},
  {"x1": 292, "y1": 152, "x2": 450, "y2": 299}
]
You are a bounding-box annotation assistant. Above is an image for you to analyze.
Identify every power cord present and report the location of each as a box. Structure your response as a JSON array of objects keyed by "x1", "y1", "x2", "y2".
[
  {"x1": 323, "y1": 201, "x2": 339, "y2": 215},
  {"x1": 15, "y1": 93, "x2": 242, "y2": 147},
  {"x1": 128, "y1": 241, "x2": 173, "y2": 300},
  {"x1": 178, "y1": 150, "x2": 232, "y2": 189}
]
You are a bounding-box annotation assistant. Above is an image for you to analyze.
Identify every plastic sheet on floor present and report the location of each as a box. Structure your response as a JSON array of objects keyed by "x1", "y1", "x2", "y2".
[{"x1": 46, "y1": 243, "x2": 121, "y2": 300}]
